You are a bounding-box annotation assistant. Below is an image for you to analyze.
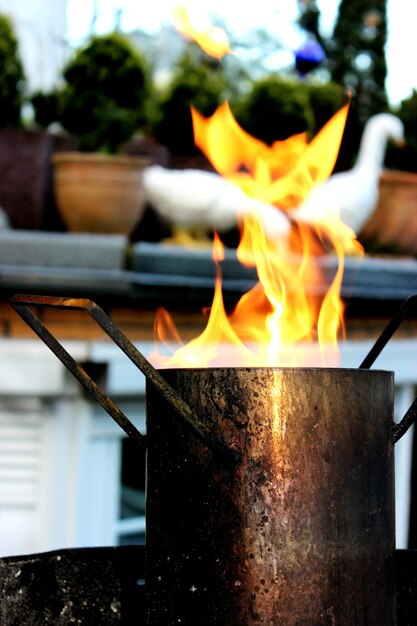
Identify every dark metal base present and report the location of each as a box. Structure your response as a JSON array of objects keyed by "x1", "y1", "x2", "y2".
[
  {"x1": 0, "y1": 547, "x2": 415, "y2": 624},
  {"x1": 396, "y1": 549, "x2": 417, "y2": 626},
  {"x1": 0, "y1": 546, "x2": 145, "y2": 625}
]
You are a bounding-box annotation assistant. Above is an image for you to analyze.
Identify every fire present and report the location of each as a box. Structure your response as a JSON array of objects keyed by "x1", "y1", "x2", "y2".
[
  {"x1": 172, "y1": 5, "x2": 232, "y2": 59},
  {"x1": 150, "y1": 15, "x2": 363, "y2": 369},
  {"x1": 191, "y1": 101, "x2": 349, "y2": 209}
]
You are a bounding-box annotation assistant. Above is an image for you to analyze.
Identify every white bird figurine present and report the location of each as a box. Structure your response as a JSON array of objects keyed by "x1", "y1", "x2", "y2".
[
  {"x1": 288, "y1": 113, "x2": 405, "y2": 234},
  {"x1": 142, "y1": 165, "x2": 290, "y2": 246}
]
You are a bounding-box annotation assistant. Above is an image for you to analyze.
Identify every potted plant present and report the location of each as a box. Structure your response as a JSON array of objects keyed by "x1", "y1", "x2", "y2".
[
  {"x1": 51, "y1": 31, "x2": 154, "y2": 234},
  {"x1": 0, "y1": 13, "x2": 56, "y2": 230},
  {"x1": 0, "y1": 14, "x2": 24, "y2": 128}
]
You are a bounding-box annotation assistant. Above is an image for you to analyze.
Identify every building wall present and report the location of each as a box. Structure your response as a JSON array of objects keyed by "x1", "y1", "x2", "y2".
[
  {"x1": 0, "y1": 338, "x2": 147, "y2": 557},
  {"x1": 0, "y1": 336, "x2": 415, "y2": 557},
  {"x1": 0, "y1": 0, "x2": 67, "y2": 94}
]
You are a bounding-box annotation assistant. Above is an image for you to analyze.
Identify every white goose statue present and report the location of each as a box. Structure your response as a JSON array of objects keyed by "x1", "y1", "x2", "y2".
[
  {"x1": 143, "y1": 114, "x2": 404, "y2": 245},
  {"x1": 142, "y1": 165, "x2": 291, "y2": 246},
  {"x1": 288, "y1": 113, "x2": 405, "y2": 234}
]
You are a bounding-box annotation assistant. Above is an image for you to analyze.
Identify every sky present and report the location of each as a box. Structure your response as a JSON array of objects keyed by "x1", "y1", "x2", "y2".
[{"x1": 66, "y1": 0, "x2": 417, "y2": 107}]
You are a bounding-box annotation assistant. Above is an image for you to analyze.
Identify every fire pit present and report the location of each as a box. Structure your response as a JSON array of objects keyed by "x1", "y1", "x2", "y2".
[
  {"x1": 146, "y1": 366, "x2": 395, "y2": 625},
  {"x1": 9, "y1": 293, "x2": 417, "y2": 625}
]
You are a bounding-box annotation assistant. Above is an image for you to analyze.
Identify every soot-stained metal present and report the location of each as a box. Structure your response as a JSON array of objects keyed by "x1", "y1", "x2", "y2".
[
  {"x1": 146, "y1": 366, "x2": 396, "y2": 625},
  {"x1": 10, "y1": 293, "x2": 417, "y2": 625}
]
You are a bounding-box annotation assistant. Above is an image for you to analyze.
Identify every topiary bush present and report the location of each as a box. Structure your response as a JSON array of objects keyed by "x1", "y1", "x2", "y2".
[
  {"x1": 305, "y1": 80, "x2": 347, "y2": 134},
  {"x1": 233, "y1": 75, "x2": 315, "y2": 145},
  {"x1": 152, "y1": 45, "x2": 228, "y2": 155},
  {"x1": 384, "y1": 90, "x2": 417, "y2": 173},
  {"x1": 31, "y1": 89, "x2": 62, "y2": 129},
  {"x1": 0, "y1": 14, "x2": 25, "y2": 127},
  {"x1": 397, "y1": 91, "x2": 417, "y2": 154},
  {"x1": 59, "y1": 32, "x2": 153, "y2": 153}
]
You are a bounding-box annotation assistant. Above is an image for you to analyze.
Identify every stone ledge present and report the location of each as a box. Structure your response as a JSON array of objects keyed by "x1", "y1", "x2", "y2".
[
  {"x1": 0, "y1": 238, "x2": 416, "y2": 308},
  {"x1": 132, "y1": 242, "x2": 417, "y2": 302},
  {"x1": 0, "y1": 231, "x2": 128, "y2": 270}
]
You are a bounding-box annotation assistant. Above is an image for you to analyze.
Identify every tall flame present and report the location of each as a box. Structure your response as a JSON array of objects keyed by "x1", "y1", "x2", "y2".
[
  {"x1": 151, "y1": 14, "x2": 363, "y2": 369},
  {"x1": 172, "y1": 5, "x2": 232, "y2": 59},
  {"x1": 192, "y1": 101, "x2": 349, "y2": 208}
]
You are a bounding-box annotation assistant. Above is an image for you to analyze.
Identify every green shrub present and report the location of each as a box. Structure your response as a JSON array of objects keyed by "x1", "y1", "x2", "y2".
[
  {"x1": 0, "y1": 14, "x2": 25, "y2": 127},
  {"x1": 397, "y1": 90, "x2": 417, "y2": 153},
  {"x1": 59, "y1": 32, "x2": 153, "y2": 153},
  {"x1": 31, "y1": 90, "x2": 61, "y2": 128},
  {"x1": 152, "y1": 46, "x2": 227, "y2": 155},
  {"x1": 383, "y1": 91, "x2": 417, "y2": 173},
  {"x1": 233, "y1": 75, "x2": 315, "y2": 145},
  {"x1": 394, "y1": 90, "x2": 417, "y2": 171},
  {"x1": 306, "y1": 81, "x2": 347, "y2": 134}
]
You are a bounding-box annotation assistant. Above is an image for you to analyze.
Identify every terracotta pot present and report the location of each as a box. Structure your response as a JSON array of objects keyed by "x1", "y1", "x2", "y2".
[
  {"x1": 52, "y1": 152, "x2": 150, "y2": 234},
  {"x1": 360, "y1": 170, "x2": 417, "y2": 254}
]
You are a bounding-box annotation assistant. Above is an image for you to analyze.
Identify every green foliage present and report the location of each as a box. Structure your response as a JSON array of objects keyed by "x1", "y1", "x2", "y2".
[
  {"x1": 297, "y1": 0, "x2": 326, "y2": 51},
  {"x1": 296, "y1": 1, "x2": 390, "y2": 169},
  {"x1": 306, "y1": 81, "x2": 347, "y2": 133},
  {"x1": 330, "y1": 0, "x2": 388, "y2": 118},
  {"x1": 329, "y1": 0, "x2": 388, "y2": 168},
  {"x1": 233, "y1": 75, "x2": 315, "y2": 145},
  {"x1": 0, "y1": 14, "x2": 25, "y2": 127},
  {"x1": 152, "y1": 45, "x2": 227, "y2": 154},
  {"x1": 31, "y1": 90, "x2": 61, "y2": 128},
  {"x1": 60, "y1": 32, "x2": 152, "y2": 153},
  {"x1": 385, "y1": 91, "x2": 417, "y2": 173},
  {"x1": 397, "y1": 91, "x2": 417, "y2": 155},
  {"x1": 231, "y1": 77, "x2": 347, "y2": 147}
]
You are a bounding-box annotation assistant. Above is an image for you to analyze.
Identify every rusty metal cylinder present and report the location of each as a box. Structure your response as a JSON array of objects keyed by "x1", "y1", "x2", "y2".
[{"x1": 145, "y1": 367, "x2": 396, "y2": 625}]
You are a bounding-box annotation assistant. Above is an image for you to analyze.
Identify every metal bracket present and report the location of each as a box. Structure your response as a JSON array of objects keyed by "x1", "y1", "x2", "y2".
[
  {"x1": 10, "y1": 294, "x2": 241, "y2": 465},
  {"x1": 359, "y1": 294, "x2": 417, "y2": 443}
]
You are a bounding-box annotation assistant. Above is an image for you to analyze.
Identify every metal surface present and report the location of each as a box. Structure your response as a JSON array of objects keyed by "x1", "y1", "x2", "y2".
[
  {"x1": 0, "y1": 546, "x2": 145, "y2": 626},
  {"x1": 146, "y1": 367, "x2": 396, "y2": 626},
  {"x1": 10, "y1": 294, "x2": 239, "y2": 464},
  {"x1": 11, "y1": 293, "x2": 417, "y2": 624},
  {"x1": 360, "y1": 293, "x2": 417, "y2": 443}
]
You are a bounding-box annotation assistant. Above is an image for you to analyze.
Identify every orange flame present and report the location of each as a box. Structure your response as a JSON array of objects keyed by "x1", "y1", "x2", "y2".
[
  {"x1": 172, "y1": 5, "x2": 232, "y2": 59},
  {"x1": 150, "y1": 5, "x2": 363, "y2": 369},
  {"x1": 192, "y1": 101, "x2": 349, "y2": 208},
  {"x1": 150, "y1": 101, "x2": 363, "y2": 369}
]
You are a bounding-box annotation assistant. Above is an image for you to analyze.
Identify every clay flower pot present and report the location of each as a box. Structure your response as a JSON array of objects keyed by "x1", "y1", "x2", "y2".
[
  {"x1": 360, "y1": 170, "x2": 417, "y2": 254},
  {"x1": 52, "y1": 152, "x2": 150, "y2": 235}
]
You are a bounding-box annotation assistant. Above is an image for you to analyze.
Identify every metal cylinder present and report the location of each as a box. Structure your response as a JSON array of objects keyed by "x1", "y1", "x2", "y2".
[{"x1": 145, "y1": 367, "x2": 396, "y2": 625}]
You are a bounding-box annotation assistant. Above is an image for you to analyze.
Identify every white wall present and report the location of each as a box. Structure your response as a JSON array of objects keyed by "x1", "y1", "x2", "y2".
[
  {"x1": 0, "y1": 338, "x2": 147, "y2": 557},
  {"x1": 0, "y1": 336, "x2": 415, "y2": 557},
  {"x1": 0, "y1": 0, "x2": 67, "y2": 93}
]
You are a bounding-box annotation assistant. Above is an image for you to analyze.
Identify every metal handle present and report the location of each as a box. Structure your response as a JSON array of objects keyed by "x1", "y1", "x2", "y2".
[
  {"x1": 10, "y1": 294, "x2": 241, "y2": 465},
  {"x1": 359, "y1": 294, "x2": 417, "y2": 443}
]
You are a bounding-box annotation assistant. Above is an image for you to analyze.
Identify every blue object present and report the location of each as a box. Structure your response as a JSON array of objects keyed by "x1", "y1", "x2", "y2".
[{"x1": 295, "y1": 40, "x2": 326, "y2": 75}]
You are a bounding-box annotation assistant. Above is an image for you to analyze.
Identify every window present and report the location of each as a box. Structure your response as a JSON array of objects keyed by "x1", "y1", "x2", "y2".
[{"x1": 117, "y1": 437, "x2": 146, "y2": 545}]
